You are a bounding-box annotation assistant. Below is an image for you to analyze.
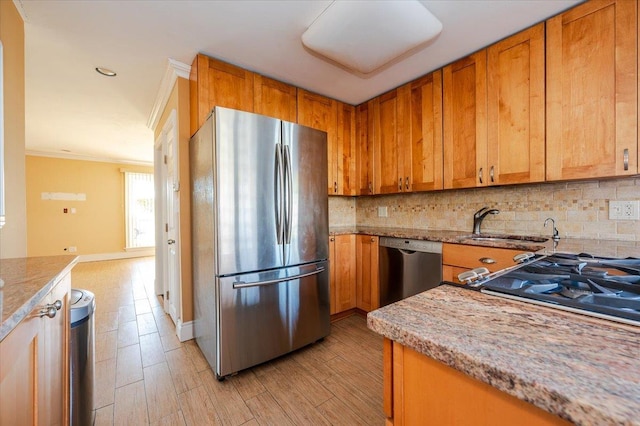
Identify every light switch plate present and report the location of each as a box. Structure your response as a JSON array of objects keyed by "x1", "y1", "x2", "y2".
[
  {"x1": 378, "y1": 206, "x2": 388, "y2": 217},
  {"x1": 609, "y1": 200, "x2": 640, "y2": 220}
]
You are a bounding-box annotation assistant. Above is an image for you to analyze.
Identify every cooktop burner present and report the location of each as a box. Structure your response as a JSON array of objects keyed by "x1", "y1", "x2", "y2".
[{"x1": 460, "y1": 253, "x2": 640, "y2": 327}]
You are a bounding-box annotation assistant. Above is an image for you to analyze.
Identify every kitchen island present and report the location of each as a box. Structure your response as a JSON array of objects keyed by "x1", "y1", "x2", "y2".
[{"x1": 368, "y1": 284, "x2": 640, "y2": 426}]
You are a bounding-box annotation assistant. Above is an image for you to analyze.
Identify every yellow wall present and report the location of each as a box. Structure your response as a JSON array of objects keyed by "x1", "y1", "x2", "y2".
[
  {"x1": 0, "y1": 1, "x2": 27, "y2": 259},
  {"x1": 155, "y1": 77, "x2": 193, "y2": 322},
  {"x1": 26, "y1": 156, "x2": 152, "y2": 256}
]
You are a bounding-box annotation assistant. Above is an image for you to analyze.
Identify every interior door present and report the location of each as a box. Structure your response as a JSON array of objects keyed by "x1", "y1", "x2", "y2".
[
  {"x1": 164, "y1": 110, "x2": 181, "y2": 324},
  {"x1": 282, "y1": 121, "x2": 329, "y2": 266}
]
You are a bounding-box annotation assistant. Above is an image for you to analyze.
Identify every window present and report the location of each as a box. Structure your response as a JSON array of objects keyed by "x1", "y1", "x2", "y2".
[{"x1": 125, "y1": 172, "x2": 155, "y2": 248}]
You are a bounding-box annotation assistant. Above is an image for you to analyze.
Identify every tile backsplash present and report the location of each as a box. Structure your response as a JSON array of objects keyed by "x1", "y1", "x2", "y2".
[{"x1": 330, "y1": 177, "x2": 640, "y2": 241}]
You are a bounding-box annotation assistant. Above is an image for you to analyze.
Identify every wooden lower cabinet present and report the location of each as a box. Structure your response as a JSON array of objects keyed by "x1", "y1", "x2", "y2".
[
  {"x1": 0, "y1": 273, "x2": 71, "y2": 426},
  {"x1": 329, "y1": 234, "x2": 357, "y2": 314},
  {"x1": 384, "y1": 339, "x2": 571, "y2": 425},
  {"x1": 356, "y1": 235, "x2": 379, "y2": 312},
  {"x1": 442, "y1": 243, "x2": 526, "y2": 284}
]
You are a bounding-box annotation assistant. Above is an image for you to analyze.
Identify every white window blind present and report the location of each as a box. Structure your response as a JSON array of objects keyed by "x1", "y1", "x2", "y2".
[{"x1": 125, "y1": 172, "x2": 155, "y2": 249}]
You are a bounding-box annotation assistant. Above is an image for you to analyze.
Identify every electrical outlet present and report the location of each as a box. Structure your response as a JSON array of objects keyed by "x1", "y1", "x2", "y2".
[
  {"x1": 68, "y1": 246, "x2": 77, "y2": 253},
  {"x1": 378, "y1": 206, "x2": 388, "y2": 218},
  {"x1": 609, "y1": 200, "x2": 640, "y2": 220}
]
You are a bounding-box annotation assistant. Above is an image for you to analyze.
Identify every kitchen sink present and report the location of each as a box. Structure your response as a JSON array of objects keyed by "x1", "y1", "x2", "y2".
[{"x1": 458, "y1": 234, "x2": 549, "y2": 244}]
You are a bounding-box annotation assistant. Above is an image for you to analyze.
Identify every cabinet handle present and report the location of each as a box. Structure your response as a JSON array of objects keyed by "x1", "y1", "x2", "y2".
[
  {"x1": 478, "y1": 168, "x2": 483, "y2": 184},
  {"x1": 334, "y1": 182, "x2": 338, "y2": 193},
  {"x1": 39, "y1": 301, "x2": 62, "y2": 319},
  {"x1": 490, "y1": 166, "x2": 494, "y2": 183},
  {"x1": 405, "y1": 177, "x2": 409, "y2": 190},
  {"x1": 368, "y1": 182, "x2": 373, "y2": 194},
  {"x1": 398, "y1": 178, "x2": 402, "y2": 191},
  {"x1": 623, "y1": 148, "x2": 629, "y2": 171},
  {"x1": 371, "y1": 237, "x2": 375, "y2": 242},
  {"x1": 479, "y1": 257, "x2": 496, "y2": 264},
  {"x1": 330, "y1": 237, "x2": 335, "y2": 242}
]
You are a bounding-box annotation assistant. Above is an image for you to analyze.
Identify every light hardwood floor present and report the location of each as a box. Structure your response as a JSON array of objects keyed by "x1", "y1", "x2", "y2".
[{"x1": 72, "y1": 257, "x2": 384, "y2": 425}]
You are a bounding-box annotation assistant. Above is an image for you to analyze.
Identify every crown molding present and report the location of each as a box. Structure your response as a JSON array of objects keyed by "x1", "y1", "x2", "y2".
[
  {"x1": 147, "y1": 58, "x2": 191, "y2": 132},
  {"x1": 12, "y1": 0, "x2": 28, "y2": 22},
  {"x1": 26, "y1": 150, "x2": 153, "y2": 167}
]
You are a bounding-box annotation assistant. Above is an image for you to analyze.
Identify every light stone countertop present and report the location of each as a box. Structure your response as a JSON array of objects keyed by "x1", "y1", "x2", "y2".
[
  {"x1": 0, "y1": 255, "x2": 78, "y2": 342},
  {"x1": 367, "y1": 285, "x2": 640, "y2": 426},
  {"x1": 329, "y1": 226, "x2": 640, "y2": 257}
]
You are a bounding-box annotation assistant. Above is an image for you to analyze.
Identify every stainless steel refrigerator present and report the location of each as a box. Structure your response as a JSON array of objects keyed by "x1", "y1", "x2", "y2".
[{"x1": 190, "y1": 107, "x2": 330, "y2": 379}]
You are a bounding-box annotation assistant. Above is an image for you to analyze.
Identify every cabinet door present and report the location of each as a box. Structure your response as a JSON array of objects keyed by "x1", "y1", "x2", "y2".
[
  {"x1": 374, "y1": 89, "x2": 402, "y2": 194},
  {"x1": 356, "y1": 101, "x2": 375, "y2": 195},
  {"x1": 297, "y1": 90, "x2": 338, "y2": 194},
  {"x1": 253, "y1": 74, "x2": 297, "y2": 122},
  {"x1": 330, "y1": 234, "x2": 356, "y2": 314},
  {"x1": 337, "y1": 102, "x2": 357, "y2": 195},
  {"x1": 39, "y1": 274, "x2": 70, "y2": 426},
  {"x1": 443, "y1": 51, "x2": 488, "y2": 189},
  {"x1": 487, "y1": 23, "x2": 545, "y2": 185},
  {"x1": 190, "y1": 54, "x2": 255, "y2": 135},
  {"x1": 546, "y1": 0, "x2": 637, "y2": 180},
  {"x1": 407, "y1": 71, "x2": 444, "y2": 192},
  {"x1": 0, "y1": 309, "x2": 39, "y2": 425},
  {"x1": 356, "y1": 235, "x2": 379, "y2": 312}
]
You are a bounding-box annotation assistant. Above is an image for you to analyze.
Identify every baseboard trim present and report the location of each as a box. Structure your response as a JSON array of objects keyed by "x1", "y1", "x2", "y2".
[
  {"x1": 176, "y1": 320, "x2": 194, "y2": 342},
  {"x1": 78, "y1": 249, "x2": 155, "y2": 262}
]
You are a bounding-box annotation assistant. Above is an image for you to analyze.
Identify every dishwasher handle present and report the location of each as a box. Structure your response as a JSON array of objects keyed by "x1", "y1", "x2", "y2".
[{"x1": 398, "y1": 249, "x2": 417, "y2": 255}]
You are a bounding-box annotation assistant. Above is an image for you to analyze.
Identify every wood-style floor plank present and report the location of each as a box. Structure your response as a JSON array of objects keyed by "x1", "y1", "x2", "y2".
[
  {"x1": 113, "y1": 381, "x2": 149, "y2": 425},
  {"x1": 94, "y1": 358, "x2": 117, "y2": 409},
  {"x1": 178, "y1": 386, "x2": 221, "y2": 426},
  {"x1": 144, "y1": 362, "x2": 180, "y2": 424},
  {"x1": 165, "y1": 347, "x2": 202, "y2": 394},
  {"x1": 115, "y1": 344, "x2": 143, "y2": 388},
  {"x1": 140, "y1": 332, "x2": 166, "y2": 368},
  {"x1": 94, "y1": 404, "x2": 114, "y2": 426},
  {"x1": 151, "y1": 410, "x2": 187, "y2": 426},
  {"x1": 95, "y1": 330, "x2": 117, "y2": 362},
  {"x1": 200, "y1": 368, "x2": 254, "y2": 425},
  {"x1": 245, "y1": 391, "x2": 294, "y2": 426},
  {"x1": 117, "y1": 320, "x2": 139, "y2": 348}
]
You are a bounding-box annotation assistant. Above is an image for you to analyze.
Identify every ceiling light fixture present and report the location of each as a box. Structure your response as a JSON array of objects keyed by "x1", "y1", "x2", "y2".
[
  {"x1": 302, "y1": 0, "x2": 442, "y2": 77},
  {"x1": 95, "y1": 67, "x2": 117, "y2": 77}
]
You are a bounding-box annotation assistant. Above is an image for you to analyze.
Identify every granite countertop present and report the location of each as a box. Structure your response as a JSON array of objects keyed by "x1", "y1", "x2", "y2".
[
  {"x1": 329, "y1": 226, "x2": 640, "y2": 257},
  {"x1": 0, "y1": 255, "x2": 78, "y2": 342},
  {"x1": 368, "y1": 285, "x2": 640, "y2": 426}
]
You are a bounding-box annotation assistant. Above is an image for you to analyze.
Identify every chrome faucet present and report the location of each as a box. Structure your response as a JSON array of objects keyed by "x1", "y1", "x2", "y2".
[
  {"x1": 473, "y1": 206, "x2": 499, "y2": 234},
  {"x1": 544, "y1": 217, "x2": 560, "y2": 242}
]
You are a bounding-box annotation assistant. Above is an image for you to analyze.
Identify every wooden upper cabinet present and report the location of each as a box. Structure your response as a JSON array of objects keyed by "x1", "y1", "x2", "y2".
[
  {"x1": 487, "y1": 23, "x2": 545, "y2": 185},
  {"x1": 356, "y1": 101, "x2": 375, "y2": 195},
  {"x1": 407, "y1": 71, "x2": 444, "y2": 192},
  {"x1": 297, "y1": 89, "x2": 339, "y2": 194},
  {"x1": 253, "y1": 74, "x2": 297, "y2": 122},
  {"x1": 546, "y1": 0, "x2": 638, "y2": 180},
  {"x1": 443, "y1": 50, "x2": 488, "y2": 189},
  {"x1": 190, "y1": 54, "x2": 255, "y2": 135},
  {"x1": 336, "y1": 102, "x2": 357, "y2": 195},
  {"x1": 374, "y1": 89, "x2": 403, "y2": 194}
]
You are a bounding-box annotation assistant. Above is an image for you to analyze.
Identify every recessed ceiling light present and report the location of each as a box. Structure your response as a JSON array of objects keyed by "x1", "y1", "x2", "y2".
[
  {"x1": 95, "y1": 67, "x2": 117, "y2": 77},
  {"x1": 61, "y1": 149, "x2": 72, "y2": 153}
]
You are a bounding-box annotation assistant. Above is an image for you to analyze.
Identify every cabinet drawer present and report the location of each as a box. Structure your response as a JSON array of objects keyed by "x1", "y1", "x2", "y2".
[{"x1": 442, "y1": 243, "x2": 524, "y2": 273}]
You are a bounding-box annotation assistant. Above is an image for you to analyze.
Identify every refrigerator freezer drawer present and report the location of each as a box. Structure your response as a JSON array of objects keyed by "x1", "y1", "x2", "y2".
[{"x1": 216, "y1": 261, "x2": 330, "y2": 377}]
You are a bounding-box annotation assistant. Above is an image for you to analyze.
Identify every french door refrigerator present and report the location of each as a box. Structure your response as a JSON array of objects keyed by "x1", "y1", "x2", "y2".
[{"x1": 190, "y1": 107, "x2": 330, "y2": 379}]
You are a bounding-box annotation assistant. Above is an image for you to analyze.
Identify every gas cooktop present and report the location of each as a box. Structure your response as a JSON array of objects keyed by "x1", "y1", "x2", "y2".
[{"x1": 456, "y1": 252, "x2": 640, "y2": 327}]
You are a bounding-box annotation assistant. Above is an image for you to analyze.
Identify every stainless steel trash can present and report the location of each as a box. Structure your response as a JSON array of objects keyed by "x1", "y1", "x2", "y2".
[{"x1": 70, "y1": 289, "x2": 95, "y2": 426}]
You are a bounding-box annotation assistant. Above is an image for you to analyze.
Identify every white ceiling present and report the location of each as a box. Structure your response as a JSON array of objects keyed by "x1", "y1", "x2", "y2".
[{"x1": 18, "y1": 0, "x2": 581, "y2": 165}]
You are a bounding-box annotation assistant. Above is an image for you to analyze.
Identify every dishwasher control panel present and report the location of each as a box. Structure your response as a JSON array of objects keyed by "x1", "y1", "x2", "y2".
[{"x1": 379, "y1": 237, "x2": 443, "y2": 253}]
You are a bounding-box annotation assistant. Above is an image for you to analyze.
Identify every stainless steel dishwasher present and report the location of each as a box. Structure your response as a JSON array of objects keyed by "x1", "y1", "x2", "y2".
[{"x1": 379, "y1": 237, "x2": 442, "y2": 307}]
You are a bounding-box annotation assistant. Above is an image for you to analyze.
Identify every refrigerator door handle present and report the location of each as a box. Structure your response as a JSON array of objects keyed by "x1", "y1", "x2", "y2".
[
  {"x1": 284, "y1": 144, "x2": 293, "y2": 244},
  {"x1": 232, "y1": 267, "x2": 325, "y2": 289},
  {"x1": 275, "y1": 143, "x2": 284, "y2": 245}
]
